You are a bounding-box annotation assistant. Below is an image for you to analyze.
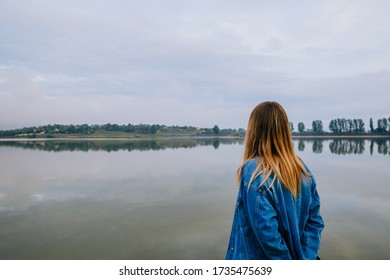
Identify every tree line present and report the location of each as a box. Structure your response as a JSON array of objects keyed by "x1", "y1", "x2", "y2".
[
  {"x1": 0, "y1": 123, "x2": 246, "y2": 138},
  {"x1": 290, "y1": 116, "x2": 390, "y2": 135},
  {"x1": 0, "y1": 116, "x2": 389, "y2": 138}
]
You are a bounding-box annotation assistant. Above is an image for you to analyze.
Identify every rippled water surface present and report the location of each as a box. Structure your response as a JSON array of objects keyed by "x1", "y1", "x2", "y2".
[{"x1": 0, "y1": 138, "x2": 389, "y2": 259}]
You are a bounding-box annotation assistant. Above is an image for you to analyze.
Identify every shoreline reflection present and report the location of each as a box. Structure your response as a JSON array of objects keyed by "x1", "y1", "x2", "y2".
[
  {"x1": 1, "y1": 138, "x2": 389, "y2": 155},
  {"x1": 0, "y1": 138, "x2": 243, "y2": 153},
  {"x1": 294, "y1": 138, "x2": 389, "y2": 155}
]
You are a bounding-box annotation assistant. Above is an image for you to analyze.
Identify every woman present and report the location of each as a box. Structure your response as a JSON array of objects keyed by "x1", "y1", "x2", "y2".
[{"x1": 226, "y1": 101, "x2": 324, "y2": 260}]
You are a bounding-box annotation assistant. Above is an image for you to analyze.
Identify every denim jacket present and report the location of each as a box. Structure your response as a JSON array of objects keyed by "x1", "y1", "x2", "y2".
[{"x1": 226, "y1": 158, "x2": 324, "y2": 260}]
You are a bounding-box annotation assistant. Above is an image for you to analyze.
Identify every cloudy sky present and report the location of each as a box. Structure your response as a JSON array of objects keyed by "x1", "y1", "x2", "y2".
[{"x1": 0, "y1": 0, "x2": 389, "y2": 130}]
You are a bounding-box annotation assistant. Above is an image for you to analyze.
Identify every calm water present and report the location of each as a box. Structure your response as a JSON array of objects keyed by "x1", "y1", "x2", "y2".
[{"x1": 0, "y1": 138, "x2": 389, "y2": 260}]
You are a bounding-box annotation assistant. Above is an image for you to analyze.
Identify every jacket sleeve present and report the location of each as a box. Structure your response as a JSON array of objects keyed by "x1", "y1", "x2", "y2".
[
  {"x1": 245, "y1": 186, "x2": 292, "y2": 259},
  {"x1": 301, "y1": 176, "x2": 325, "y2": 259}
]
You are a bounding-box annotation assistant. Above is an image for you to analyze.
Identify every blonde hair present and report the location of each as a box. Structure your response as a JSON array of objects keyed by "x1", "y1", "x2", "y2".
[{"x1": 237, "y1": 101, "x2": 309, "y2": 198}]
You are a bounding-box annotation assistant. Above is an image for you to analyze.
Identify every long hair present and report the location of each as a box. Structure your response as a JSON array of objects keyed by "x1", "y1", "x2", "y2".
[{"x1": 237, "y1": 101, "x2": 309, "y2": 198}]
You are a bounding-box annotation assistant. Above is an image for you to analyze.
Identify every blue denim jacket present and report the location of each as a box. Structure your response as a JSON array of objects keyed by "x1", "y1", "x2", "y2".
[{"x1": 226, "y1": 158, "x2": 324, "y2": 260}]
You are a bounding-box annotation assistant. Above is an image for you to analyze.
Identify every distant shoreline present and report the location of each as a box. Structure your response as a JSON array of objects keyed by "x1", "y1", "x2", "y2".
[
  {"x1": 0, "y1": 135, "x2": 243, "y2": 141},
  {"x1": 0, "y1": 134, "x2": 389, "y2": 141},
  {"x1": 291, "y1": 134, "x2": 390, "y2": 139}
]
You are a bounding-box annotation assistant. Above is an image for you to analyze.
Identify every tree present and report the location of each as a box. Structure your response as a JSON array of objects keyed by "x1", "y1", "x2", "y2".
[
  {"x1": 124, "y1": 124, "x2": 135, "y2": 132},
  {"x1": 329, "y1": 119, "x2": 337, "y2": 133},
  {"x1": 346, "y1": 119, "x2": 353, "y2": 132},
  {"x1": 213, "y1": 125, "x2": 220, "y2": 134},
  {"x1": 383, "y1": 118, "x2": 388, "y2": 132},
  {"x1": 370, "y1": 117, "x2": 374, "y2": 133},
  {"x1": 377, "y1": 119, "x2": 385, "y2": 133},
  {"x1": 340, "y1": 118, "x2": 346, "y2": 132},
  {"x1": 356, "y1": 119, "x2": 365, "y2": 133},
  {"x1": 312, "y1": 120, "x2": 323, "y2": 134},
  {"x1": 329, "y1": 119, "x2": 342, "y2": 133},
  {"x1": 298, "y1": 122, "x2": 305, "y2": 134},
  {"x1": 329, "y1": 118, "x2": 364, "y2": 134},
  {"x1": 289, "y1": 122, "x2": 294, "y2": 133},
  {"x1": 150, "y1": 124, "x2": 160, "y2": 134},
  {"x1": 377, "y1": 118, "x2": 388, "y2": 133}
]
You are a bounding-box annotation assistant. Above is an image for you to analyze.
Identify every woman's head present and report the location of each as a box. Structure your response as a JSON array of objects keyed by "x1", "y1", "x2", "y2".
[
  {"x1": 238, "y1": 101, "x2": 308, "y2": 198},
  {"x1": 244, "y1": 101, "x2": 293, "y2": 160}
]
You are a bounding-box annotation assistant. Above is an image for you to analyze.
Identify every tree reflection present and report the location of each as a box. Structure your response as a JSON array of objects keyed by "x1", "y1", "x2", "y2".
[
  {"x1": 312, "y1": 140, "x2": 324, "y2": 154},
  {"x1": 375, "y1": 139, "x2": 390, "y2": 155},
  {"x1": 370, "y1": 140, "x2": 374, "y2": 155},
  {"x1": 213, "y1": 140, "x2": 220, "y2": 149},
  {"x1": 298, "y1": 140, "x2": 305, "y2": 152},
  {"x1": 293, "y1": 138, "x2": 390, "y2": 155},
  {"x1": 329, "y1": 139, "x2": 365, "y2": 155},
  {"x1": 329, "y1": 138, "x2": 390, "y2": 155},
  {"x1": 2, "y1": 138, "x2": 389, "y2": 155},
  {"x1": 0, "y1": 138, "x2": 243, "y2": 153}
]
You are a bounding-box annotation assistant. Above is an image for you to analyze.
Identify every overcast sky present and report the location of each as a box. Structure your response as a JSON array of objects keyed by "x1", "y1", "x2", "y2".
[{"x1": 1, "y1": 0, "x2": 389, "y2": 130}]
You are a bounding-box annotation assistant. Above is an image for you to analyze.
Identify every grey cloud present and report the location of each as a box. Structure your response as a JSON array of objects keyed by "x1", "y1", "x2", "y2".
[{"x1": 1, "y1": 0, "x2": 390, "y2": 129}]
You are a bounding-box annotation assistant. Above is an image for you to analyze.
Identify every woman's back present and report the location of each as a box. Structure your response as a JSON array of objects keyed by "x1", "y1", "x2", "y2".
[{"x1": 226, "y1": 158, "x2": 324, "y2": 260}]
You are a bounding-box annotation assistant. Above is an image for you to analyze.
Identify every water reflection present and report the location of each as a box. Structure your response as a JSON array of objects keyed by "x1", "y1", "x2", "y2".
[
  {"x1": 0, "y1": 138, "x2": 389, "y2": 260},
  {"x1": 376, "y1": 139, "x2": 389, "y2": 155},
  {"x1": 294, "y1": 138, "x2": 389, "y2": 155},
  {"x1": 0, "y1": 138, "x2": 243, "y2": 153},
  {"x1": 1, "y1": 138, "x2": 389, "y2": 155},
  {"x1": 329, "y1": 139, "x2": 365, "y2": 155},
  {"x1": 0, "y1": 139, "x2": 242, "y2": 260},
  {"x1": 312, "y1": 140, "x2": 324, "y2": 154},
  {"x1": 298, "y1": 140, "x2": 305, "y2": 152}
]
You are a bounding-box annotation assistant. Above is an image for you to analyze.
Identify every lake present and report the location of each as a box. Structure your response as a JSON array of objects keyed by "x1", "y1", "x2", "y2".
[{"x1": 0, "y1": 137, "x2": 389, "y2": 260}]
